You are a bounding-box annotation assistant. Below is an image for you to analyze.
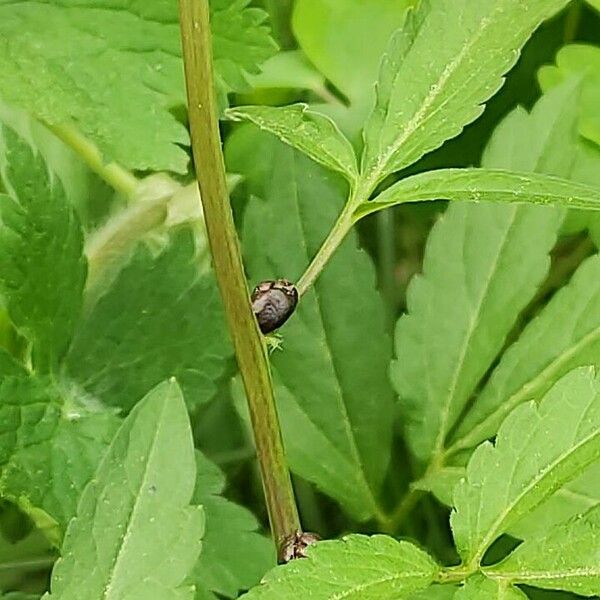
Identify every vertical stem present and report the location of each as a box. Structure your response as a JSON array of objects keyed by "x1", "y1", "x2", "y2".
[{"x1": 178, "y1": 0, "x2": 300, "y2": 558}]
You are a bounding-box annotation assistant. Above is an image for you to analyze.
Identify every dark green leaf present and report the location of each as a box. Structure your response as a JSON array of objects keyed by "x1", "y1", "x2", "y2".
[
  {"x1": 0, "y1": 125, "x2": 86, "y2": 373},
  {"x1": 65, "y1": 230, "x2": 231, "y2": 412}
]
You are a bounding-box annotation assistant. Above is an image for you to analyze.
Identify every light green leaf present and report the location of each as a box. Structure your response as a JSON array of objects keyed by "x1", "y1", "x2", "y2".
[
  {"x1": 231, "y1": 129, "x2": 394, "y2": 521},
  {"x1": 0, "y1": 376, "x2": 119, "y2": 532},
  {"x1": 0, "y1": 0, "x2": 276, "y2": 173},
  {"x1": 355, "y1": 168, "x2": 600, "y2": 221},
  {"x1": 413, "y1": 467, "x2": 466, "y2": 507},
  {"x1": 190, "y1": 451, "x2": 274, "y2": 599},
  {"x1": 539, "y1": 44, "x2": 600, "y2": 148},
  {"x1": 409, "y1": 586, "x2": 457, "y2": 599},
  {"x1": 486, "y1": 505, "x2": 600, "y2": 596},
  {"x1": 225, "y1": 104, "x2": 358, "y2": 182},
  {"x1": 389, "y1": 79, "x2": 583, "y2": 462},
  {"x1": 292, "y1": 0, "x2": 416, "y2": 130},
  {"x1": 240, "y1": 535, "x2": 439, "y2": 600},
  {"x1": 588, "y1": 0, "x2": 600, "y2": 11},
  {"x1": 451, "y1": 253, "x2": 600, "y2": 454},
  {"x1": 508, "y1": 462, "x2": 600, "y2": 540},
  {"x1": 360, "y1": 0, "x2": 570, "y2": 188},
  {"x1": 454, "y1": 575, "x2": 527, "y2": 599},
  {"x1": 451, "y1": 367, "x2": 600, "y2": 566},
  {"x1": 45, "y1": 380, "x2": 203, "y2": 600},
  {"x1": 245, "y1": 51, "x2": 327, "y2": 95},
  {"x1": 0, "y1": 125, "x2": 86, "y2": 374},
  {"x1": 65, "y1": 230, "x2": 231, "y2": 413}
]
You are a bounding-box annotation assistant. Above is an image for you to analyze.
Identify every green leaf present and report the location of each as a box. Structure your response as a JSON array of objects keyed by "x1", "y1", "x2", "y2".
[
  {"x1": 485, "y1": 505, "x2": 600, "y2": 596},
  {"x1": 451, "y1": 367, "x2": 600, "y2": 566},
  {"x1": 454, "y1": 575, "x2": 527, "y2": 599},
  {"x1": 355, "y1": 168, "x2": 600, "y2": 221},
  {"x1": 0, "y1": 0, "x2": 276, "y2": 173},
  {"x1": 389, "y1": 79, "x2": 584, "y2": 462},
  {"x1": 451, "y1": 253, "x2": 600, "y2": 453},
  {"x1": 45, "y1": 380, "x2": 203, "y2": 599},
  {"x1": 0, "y1": 376, "x2": 119, "y2": 533},
  {"x1": 231, "y1": 129, "x2": 394, "y2": 521},
  {"x1": 225, "y1": 104, "x2": 358, "y2": 183},
  {"x1": 0, "y1": 125, "x2": 86, "y2": 374},
  {"x1": 360, "y1": 0, "x2": 570, "y2": 188},
  {"x1": 190, "y1": 451, "x2": 274, "y2": 599},
  {"x1": 409, "y1": 586, "x2": 457, "y2": 599},
  {"x1": 65, "y1": 229, "x2": 231, "y2": 413},
  {"x1": 539, "y1": 44, "x2": 600, "y2": 148},
  {"x1": 240, "y1": 535, "x2": 439, "y2": 600},
  {"x1": 292, "y1": 0, "x2": 417, "y2": 138},
  {"x1": 508, "y1": 463, "x2": 600, "y2": 540},
  {"x1": 588, "y1": 0, "x2": 600, "y2": 11},
  {"x1": 0, "y1": 349, "x2": 25, "y2": 378}
]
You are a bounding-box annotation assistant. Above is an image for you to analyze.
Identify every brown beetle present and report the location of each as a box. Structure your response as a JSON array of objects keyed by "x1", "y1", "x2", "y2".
[{"x1": 251, "y1": 279, "x2": 298, "y2": 334}]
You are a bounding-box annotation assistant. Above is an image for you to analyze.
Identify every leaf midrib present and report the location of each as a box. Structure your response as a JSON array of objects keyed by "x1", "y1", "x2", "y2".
[
  {"x1": 470, "y1": 424, "x2": 600, "y2": 564},
  {"x1": 102, "y1": 396, "x2": 169, "y2": 598}
]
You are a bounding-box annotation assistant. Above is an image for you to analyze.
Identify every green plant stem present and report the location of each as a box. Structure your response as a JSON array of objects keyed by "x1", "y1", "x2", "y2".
[
  {"x1": 178, "y1": 0, "x2": 300, "y2": 559},
  {"x1": 296, "y1": 190, "x2": 358, "y2": 296},
  {"x1": 44, "y1": 122, "x2": 138, "y2": 197}
]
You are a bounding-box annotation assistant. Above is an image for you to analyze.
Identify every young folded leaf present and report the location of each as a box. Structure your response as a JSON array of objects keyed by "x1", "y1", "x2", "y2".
[
  {"x1": 239, "y1": 535, "x2": 439, "y2": 600},
  {"x1": 452, "y1": 254, "x2": 600, "y2": 453},
  {"x1": 44, "y1": 380, "x2": 203, "y2": 599},
  {"x1": 225, "y1": 105, "x2": 358, "y2": 184},
  {"x1": 451, "y1": 367, "x2": 600, "y2": 566},
  {"x1": 0, "y1": 125, "x2": 86, "y2": 373},
  {"x1": 485, "y1": 505, "x2": 600, "y2": 596},
  {"x1": 355, "y1": 168, "x2": 600, "y2": 221},
  {"x1": 360, "y1": 0, "x2": 570, "y2": 191}
]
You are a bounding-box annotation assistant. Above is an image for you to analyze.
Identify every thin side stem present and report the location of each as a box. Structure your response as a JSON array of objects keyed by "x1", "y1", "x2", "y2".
[
  {"x1": 178, "y1": 0, "x2": 300, "y2": 559},
  {"x1": 44, "y1": 122, "x2": 138, "y2": 197},
  {"x1": 296, "y1": 190, "x2": 359, "y2": 296}
]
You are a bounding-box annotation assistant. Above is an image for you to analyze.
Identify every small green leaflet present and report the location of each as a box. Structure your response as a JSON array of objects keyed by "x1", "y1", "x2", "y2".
[
  {"x1": 454, "y1": 575, "x2": 527, "y2": 599},
  {"x1": 225, "y1": 105, "x2": 358, "y2": 183},
  {"x1": 452, "y1": 253, "x2": 600, "y2": 453},
  {"x1": 539, "y1": 44, "x2": 600, "y2": 148},
  {"x1": 231, "y1": 129, "x2": 394, "y2": 521},
  {"x1": 44, "y1": 380, "x2": 204, "y2": 599},
  {"x1": 390, "y1": 82, "x2": 577, "y2": 463},
  {"x1": 190, "y1": 451, "x2": 274, "y2": 599},
  {"x1": 0, "y1": 125, "x2": 86, "y2": 374},
  {"x1": 239, "y1": 535, "x2": 439, "y2": 600},
  {"x1": 486, "y1": 505, "x2": 600, "y2": 596},
  {"x1": 360, "y1": 0, "x2": 570, "y2": 190},
  {"x1": 355, "y1": 168, "x2": 600, "y2": 221},
  {"x1": 451, "y1": 367, "x2": 600, "y2": 566},
  {"x1": 0, "y1": 0, "x2": 276, "y2": 172},
  {"x1": 0, "y1": 376, "x2": 119, "y2": 535},
  {"x1": 65, "y1": 229, "x2": 231, "y2": 413}
]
